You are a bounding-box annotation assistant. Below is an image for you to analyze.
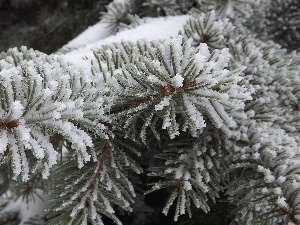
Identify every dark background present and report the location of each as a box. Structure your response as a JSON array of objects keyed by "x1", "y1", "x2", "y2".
[{"x1": 0, "y1": 0, "x2": 111, "y2": 54}]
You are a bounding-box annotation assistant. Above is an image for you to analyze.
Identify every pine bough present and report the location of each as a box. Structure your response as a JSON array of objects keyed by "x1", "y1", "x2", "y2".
[{"x1": 0, "y1": 0, "x2": 300, "y2": 224}]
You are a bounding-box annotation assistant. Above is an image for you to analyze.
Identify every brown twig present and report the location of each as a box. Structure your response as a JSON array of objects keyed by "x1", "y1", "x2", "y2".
[
  {"x1": 111, "y1": 80, "x2": 197, "y2": 114},
  {"x1": 277, "y1": 207, "x2": 300, "y2": 223},
  {"x1": 87, "y1": 141, "x2": 110, "y2": 193},
  {"x1": 0, "y1": 119, "x2": 19, "y2": 130}
]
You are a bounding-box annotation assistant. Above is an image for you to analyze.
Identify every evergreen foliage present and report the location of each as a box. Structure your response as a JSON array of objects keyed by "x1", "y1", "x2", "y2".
[
  {"x1": 0, "y1": 0, "x2": 300, "y2": 224},
  {"x1": 0, "y1": 47, "x2": 109, "y2": 181}
]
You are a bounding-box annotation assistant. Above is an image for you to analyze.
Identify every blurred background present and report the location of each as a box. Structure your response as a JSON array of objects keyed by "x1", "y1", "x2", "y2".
[{"x1": 0, "y1": 0, "x2": 111, "y2": 54}]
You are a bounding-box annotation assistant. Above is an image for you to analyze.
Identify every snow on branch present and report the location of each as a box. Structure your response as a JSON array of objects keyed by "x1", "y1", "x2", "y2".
[
  {"x1": 105, "y1": 37, "x2": 251, "y2": 140},
  {"x1": 47, "y1": 134, "x2": 142, "y2": 225},
  {"x1": 0, "y1": 47, "x2": 109, "y2": 180},
  {"x1": 146, "y1": 132, "x2": 224, "y2": 221}
]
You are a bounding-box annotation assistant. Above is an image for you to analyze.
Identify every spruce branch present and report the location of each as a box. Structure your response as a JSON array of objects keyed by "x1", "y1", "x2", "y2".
[
  {"x1": 100, "y1": 0, "x2": 138, "y2": 34},
  {"x1": 0, "y1": 47, "x2": 109, "y2": 180},
  {"x1": 118, "y1": 15, "x2": 147, "y2": 32},
  {"x1": 1, "y1": 1, "x2": 300, "y2": 224},
  {"x1": 47, "y1": 130, "x2": 142, "y2": 225},
  {"x1": 182, "y1": 10, "x2": 234, "y2": 49},
  {"x1": 107, "y1": 37, "x2": 251, "y2": 140},
  {"x1": 142, "y1": 0, "x2": 178, "y2": 16},
  {"x1": 195, "y1": 0, "x2": 261, "y2": 18},
  {"x1": 227, "y1": 122, "x2": 300, "y2": 225},
  {"x1": 146, "y1": 131, "x2": 224, "y2": 221}
]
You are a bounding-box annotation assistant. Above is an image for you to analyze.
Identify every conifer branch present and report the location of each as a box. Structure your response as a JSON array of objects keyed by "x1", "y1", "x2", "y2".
[
  {"x1": 0, "y1": 47, "x2": 110, "y2": 180},
  {"x1": 87, "y1": 141, "x2": 110, "y2": 194},
  {"x1": 146, "y1": 132, "x2": 224, "y2": 220},
  {"x1": 111, "y1": 80, "x2": 198, "y2": 114},
  {"x1": 1, "y1": 1, "x2": 300, "y2": 224}
]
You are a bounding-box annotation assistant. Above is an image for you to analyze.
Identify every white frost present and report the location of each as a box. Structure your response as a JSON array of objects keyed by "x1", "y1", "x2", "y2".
[
  {"x1": 172, "y1": 74, "x2": 184, "y2": 88},
  {"x1": 155, "y1": 96, "x2": 172, "y2": 111}
]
